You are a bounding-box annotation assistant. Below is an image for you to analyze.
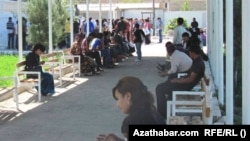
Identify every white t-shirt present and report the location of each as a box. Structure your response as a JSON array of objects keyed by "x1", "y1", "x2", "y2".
[
  {"x1": 168, "y1": 50, "x2": 192, "y2": 74},
  {"x1": 173, "y1": 25, "x2": 191, "y2": 45}
]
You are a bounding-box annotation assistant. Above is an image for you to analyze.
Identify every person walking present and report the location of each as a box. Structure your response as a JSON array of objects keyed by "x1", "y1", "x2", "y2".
[
  {"x1": 133, "y1": 23, "x2": 145, "y2": 62},
  {"x1": 6, "y1": 17, "x2": 15, "y2": 49}
]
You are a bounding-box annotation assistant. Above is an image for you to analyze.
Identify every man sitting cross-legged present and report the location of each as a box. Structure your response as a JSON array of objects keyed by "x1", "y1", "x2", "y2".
[{"x1": 158, "y1": 41, "x2": 192, "y2": 78}]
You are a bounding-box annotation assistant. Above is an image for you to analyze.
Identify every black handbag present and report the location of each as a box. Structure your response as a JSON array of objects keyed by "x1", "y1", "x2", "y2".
[{"x1": 25, "y1": 66, "x2": 42, "y2": 78}]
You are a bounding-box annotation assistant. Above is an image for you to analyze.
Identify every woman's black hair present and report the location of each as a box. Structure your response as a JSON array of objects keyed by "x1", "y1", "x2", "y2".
[
  {"x1": 112, "y1": 76, "x2": 155, "y2": 113},
  {"x1": 32, "y1": 43, "x2": 45, "y2": 53}
]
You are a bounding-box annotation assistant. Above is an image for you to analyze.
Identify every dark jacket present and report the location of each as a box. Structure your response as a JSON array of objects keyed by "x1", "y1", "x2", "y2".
[{"x1": 133, "y1": 29, "x2": 145, "y2": 43}]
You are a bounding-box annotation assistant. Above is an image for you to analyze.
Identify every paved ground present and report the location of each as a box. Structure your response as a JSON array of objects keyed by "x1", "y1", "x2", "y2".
[{"x1": 0, "y1": 37, "x2": 173, "y2": 141}]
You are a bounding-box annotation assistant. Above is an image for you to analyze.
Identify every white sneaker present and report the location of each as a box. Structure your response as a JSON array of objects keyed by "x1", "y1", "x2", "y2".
[{"x1": 47, "y1": 92, "x2": 55, "y2": 96}]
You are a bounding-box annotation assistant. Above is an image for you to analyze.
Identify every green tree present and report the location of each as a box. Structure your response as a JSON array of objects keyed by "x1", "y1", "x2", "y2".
[
  {"x1": 52, "y1": 0, "x2": 69, "y2": 48},
  {"x1": 181, "y1": 0, "x2": 191, "y2": 11},
  {"x1": 164, "y1": 18, "x2": 188, "y2": 33},
  {"x1": 26, "y1": 0, "x2": 68, "y2": 51}
]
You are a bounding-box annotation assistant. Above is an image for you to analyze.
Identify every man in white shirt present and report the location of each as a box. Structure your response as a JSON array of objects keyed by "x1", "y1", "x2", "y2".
[
  {"x1": 158, "y1": 41, "x2": 192, "y2": 77},
  {"x1": 173, "y1": 17, "x2": 190, "y2": 45}
]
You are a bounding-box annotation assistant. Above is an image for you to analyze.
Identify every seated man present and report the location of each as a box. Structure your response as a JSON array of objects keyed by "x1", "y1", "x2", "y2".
[
  {"x1": 85, "y1": 33, "x2": 103, "y2": 72},
  {"x1": 155, "y1": 45, "x2": 205, "y2": 120},
  {"x1": 158, "y1": 41, "x2": 192, "y2": 78},
  {"x1": 109, "y1": 35, "x2": 126, "y2": 63},
  {"x1": 101, "y1": 31, "x2": 115, "y2": 68}
]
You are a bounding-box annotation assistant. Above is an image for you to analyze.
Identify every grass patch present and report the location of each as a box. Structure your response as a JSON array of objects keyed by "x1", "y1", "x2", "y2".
[{"x1": 0, "y1": 55, "x2": 19, "y2": 88}]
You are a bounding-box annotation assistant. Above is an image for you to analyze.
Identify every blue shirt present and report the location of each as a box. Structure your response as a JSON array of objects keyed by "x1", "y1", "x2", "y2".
[
  {"x1": 84, "y1": 21, "x2": 95, "y2": 33},
  {"x1": 89, "y1": 38, "x2": 101, "y2": 50}
]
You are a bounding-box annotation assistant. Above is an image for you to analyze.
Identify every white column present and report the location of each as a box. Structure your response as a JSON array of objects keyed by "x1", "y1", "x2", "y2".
[
  {"x1": 214, "y1": 0, "x2": 219, "y2": 91},
  {"x1": 242, "y1": 0, "x2": 250, "y2": 124},
  {"x1": 152, "y1": 0, "x2": 155, "y2": 36},
  {"x1": 109, "y1": 0, "x2": 112, "y2": 32},
  {"x1": 209, "y1": 0, "x2": 216, "y2": 85},
  {"x1": 48, "y1": 0, "x2": 52, "y2": 53},
  {"x1": 86, "y1": 0, "x2": 89, "y2": 36},
  {"x1": 70, "y1": 0, "x2": 74, "y2": 44},
  {"x1": 99, "y1": 0, "x2": 102, "y2": 33},
  {"x1": 217, "y1": 0, "x2": 224, "y2": 105},
  {"x1": 225, "y1": 0, "x2": 234, "y2": 124},
  {"x1": 18, "y1": 0, "x2": 23, "y2": 61},
  {"x1": 207, "y1": 0, "x2": 212, "y2": 63}
]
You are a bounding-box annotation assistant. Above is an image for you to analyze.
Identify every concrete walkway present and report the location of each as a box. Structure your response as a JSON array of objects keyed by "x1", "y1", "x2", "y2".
[{"x1": 0, "y1": 37, "x2": 171, "y2": 141}]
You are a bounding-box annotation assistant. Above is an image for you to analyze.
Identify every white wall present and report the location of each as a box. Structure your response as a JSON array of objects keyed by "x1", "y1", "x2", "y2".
[
  {"x1": 0, "y1": 12, "x2": 17, "y2": 49},
  {"x1": 0, "y1": 1, "x2": 26, "y2": 49},
  {"x1": 123, "y1": 9, "x2": 164, "y2": 20}
]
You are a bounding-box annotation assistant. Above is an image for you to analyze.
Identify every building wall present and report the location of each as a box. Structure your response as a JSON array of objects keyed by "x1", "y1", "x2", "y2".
[
  {"x1": 123, "y1": 10, "x2": 207, "y2": 30},
  {"x1": 0, "y1": 12, "x2": 15, "y2": 49},
  {"x1": 0, "y1": 1, "x2": 26, "y2": 49}
]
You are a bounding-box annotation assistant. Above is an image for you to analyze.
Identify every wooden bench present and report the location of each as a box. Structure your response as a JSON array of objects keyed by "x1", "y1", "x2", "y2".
[
  {"x1": 15, "y1": 61, "x2": 42, "y2": 102},
  {"x1": 60, "y1": 48, "x2": 81, "y2": 77},
  {"x1": 166, "y1": 77, "x2": 212, "y2": 124},
  {"x1": 177, "y1": 73, "x2": 202, "y2": 91},
  {"x1": 0, "y1": 76, "x2": 18, "y2": 109},
  {"x1": 41, "y1": 51, "x2": 76, "y2": 86},
  {"x1": 167, "y1": 100, "x2": 205, "y2": 124}
]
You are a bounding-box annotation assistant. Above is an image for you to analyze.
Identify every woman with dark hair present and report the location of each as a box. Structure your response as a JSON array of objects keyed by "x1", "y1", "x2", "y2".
[
  {"x1": 96, "y1": 76, "x2": 165, "y2": 141},
  {"x1": 25, "y1": 43, "x2": 55, "y2": 96}
]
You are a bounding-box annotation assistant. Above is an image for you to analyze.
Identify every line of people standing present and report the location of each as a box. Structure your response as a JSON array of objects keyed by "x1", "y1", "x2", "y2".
[{"x1": 6, "y1": 17, "x2": 28, "y2": 50}]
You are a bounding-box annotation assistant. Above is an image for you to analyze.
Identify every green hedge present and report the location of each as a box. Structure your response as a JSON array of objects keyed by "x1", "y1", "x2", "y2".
[
  {"x1": 164, "y1": 18, "x2": 189, "y2": 34},
  {"x1": 0, "y1": 55, "x2": 18, "y2": 87}
]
